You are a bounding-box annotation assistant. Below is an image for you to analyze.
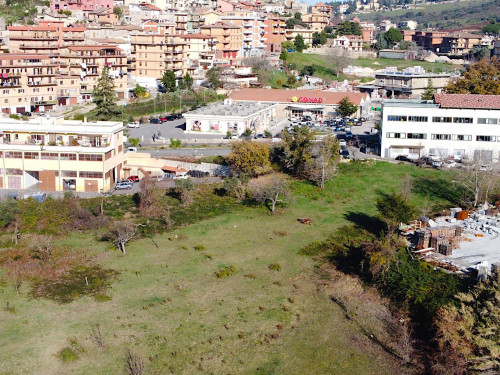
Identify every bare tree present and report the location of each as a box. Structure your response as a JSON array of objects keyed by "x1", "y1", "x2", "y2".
[
  {"x1": 456, "y1": 163, "x2": 500, "y2": 207},
  {"x1": 306, "y1": 135, "x2": 340, "y2": 189},
  {"x1": 174, "y1": 178, "x2": 195, "y2": 207},
  {"x1": 325, "y1": 48, "x2": 352, "y2": 77},
  {"x1": 248, "y1": 174, "x2": 290, "y2": 214},
  {"x1": 139, "y1": 175, "x2": 171, "y2": 226},
  {"x1": 125, "y1": 349, "x2": 144, "y2": 375},
  {"x1": 90, "y1": 323, "x2": 104, "y2": 348},
  {"x1": 104, "y1": 221, "x2": 137, "y2": 255}
]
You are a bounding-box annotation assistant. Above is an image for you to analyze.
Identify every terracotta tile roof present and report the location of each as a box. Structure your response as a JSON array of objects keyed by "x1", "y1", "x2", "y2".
[
  {"x1": 8, "y1": 26, "x2": 58, "y2": 31},
  {"x1": 0, "y1": 54, "x2": 50, "y2": 60},
  {"x1": 200, "y1": 21, "x2": 240, "y2": 29},
  {"x1": 434, "y1": 94, "x2": 500, "y2": 110},
  {"x1": 139, "y1": 2, "x2": 161, "y2": 11},
  {"x1": 229, "y1": 89, "x2": 369, "y2": 106}
]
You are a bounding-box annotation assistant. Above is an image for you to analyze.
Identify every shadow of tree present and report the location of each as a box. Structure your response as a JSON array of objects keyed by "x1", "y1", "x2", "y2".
[
  {"x1": 343, "y1": 211, "x2": 385, "y2": 237},
  {"x1": 412, "y1": 176, "x2": 462, "y2": 205}
]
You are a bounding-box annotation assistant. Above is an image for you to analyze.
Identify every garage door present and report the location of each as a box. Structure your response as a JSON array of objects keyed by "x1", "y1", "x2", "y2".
[
  {"x1": 39, "y1": 171, "x2": 56, "y2": 191},
  {"x1": 84, "y1": 180, "x2": 98, "y2": 192}
]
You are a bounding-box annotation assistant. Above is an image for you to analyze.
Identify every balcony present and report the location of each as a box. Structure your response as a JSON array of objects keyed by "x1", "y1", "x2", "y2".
[{"x1": 28, "y1": 81, "x2": 57, "y2": 86}]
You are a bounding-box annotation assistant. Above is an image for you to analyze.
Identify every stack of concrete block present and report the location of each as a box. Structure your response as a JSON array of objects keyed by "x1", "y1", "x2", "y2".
[{"x1": 439, "y1": 243, "x2": 453, "y2": 256}]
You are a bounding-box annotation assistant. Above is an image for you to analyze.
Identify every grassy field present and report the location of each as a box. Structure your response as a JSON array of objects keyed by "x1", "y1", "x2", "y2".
[
  {"x1": 355, "y1": 0, "x2": 498, "y2": 30},
  {"x1": 0, "y1": 162, "x2": 458, "y2": 375},
  {"x1": 286, "y1": 52, "x2": 460, "y2": 82}
]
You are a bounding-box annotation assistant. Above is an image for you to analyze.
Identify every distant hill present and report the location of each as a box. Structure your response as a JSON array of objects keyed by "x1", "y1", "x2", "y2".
[{"x1": 354, "y1": 0, "x2": 500, "y2": 31}]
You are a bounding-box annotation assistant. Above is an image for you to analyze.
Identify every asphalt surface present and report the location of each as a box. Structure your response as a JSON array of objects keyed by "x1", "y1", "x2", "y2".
[{"x1": 143, "y1": 147, "x2": 232, "y2": 158}]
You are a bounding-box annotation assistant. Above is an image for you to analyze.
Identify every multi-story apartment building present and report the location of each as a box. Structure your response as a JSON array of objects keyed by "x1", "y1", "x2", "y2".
[
  {"x1": 311, "y1": 2, "x2": 333, "y2": 17},
  {"x1": 200, "y1": 22, "x2": 242, "y2": 60},
  {"x1": 359, "y1": 21, "x2": 375, "y2": 44},
  {"x1": 441, "y1": 32, "x2": 482, "y2": 56},
  {"x1": 7, "y1": 22, "x2": 86, "y2": 55},
  {"x1": 180, "y1": 33, "x2": 217, "y2": 73},
  {"x1": 263, "y1": 15, "x2": 286, "y2": 53},
  {"x1": 0, "y1": 54, "x2": 60, "y2": 114},
  {"x1": 285, "y1": 26, "x2": 314, "y2": 47},
  {"x1": 380, "y1": 94, "x2": 500, "y2": 162},
  {"x1": 412, "y1": 30, "x2": 448, "y2": 53},
  {"x1": 0, "y1": 115, "x2": 126, "y2": 192},
  {"x1": 374, "y1": 67, "x2": 455, "y2": 99},
  {"x1": 130, "y1": 34, "x2": 189, "y2": 87},
  {"x1": 302, "y1": 13, "x2": 329, "y2": 32},
  {"x1": 220, "y1": 12, "x2": 266, "y2": 57},
  {"x1": 59, "y1": 45, "x2": 128, "y2": 101},
  {"x1": 50, "y1": 0, "x2": 113, "y2": 12},
  {"x1": 143, "y1": 20, "x2": 177, "y2": 34}
]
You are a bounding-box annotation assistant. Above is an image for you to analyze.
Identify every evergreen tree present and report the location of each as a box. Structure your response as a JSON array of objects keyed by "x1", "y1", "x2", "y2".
[
  {"x1": 279, "y1": 49, "x2": 288, "y2": 61},
  {"x1": 161, "y1": 70, "x2": 177, "y2": 92},
  {"x1": 183, "y1": 73, "x2": 194, "y2": 91},
  {"x1": 92, "y1": 67, "x2": 121, "y2": 120},
  {"x1": 337, "y1": 97, "x2": 359, "y2": 118},
  {"x1": 206, "y1": 67, "x2": 221, "y2": 89},
  {"x1": 294, "y1": 34, "x2": 306, "y2": 52},
  {"x1": 421, "y1": 78, "x2": 435, "y2": 100},
  {"x1": 319, "y1": 30, "x2": 328, "y2": 45}
]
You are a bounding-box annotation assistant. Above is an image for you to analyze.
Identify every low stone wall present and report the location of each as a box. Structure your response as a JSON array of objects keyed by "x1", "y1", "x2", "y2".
[{"x1": 303, "y1": 47, "x2": 377, "y2": 59}]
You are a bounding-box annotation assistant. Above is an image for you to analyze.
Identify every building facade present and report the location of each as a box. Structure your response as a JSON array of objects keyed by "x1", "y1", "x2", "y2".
[
  {"x1": 220, "y1": 12, "x2": 266, "y2": 57},
  {"x1": 263, "y1": 15, "x2": 286, "y2": 53},
  {"x1": 200, "y1": 21, "x2": 242, "y2": 60},
  {"x1": 0, "y1": 116, "x2": 126, "y2": 192},
  {"x1": 380, "y1": 95, "x2": 500, "y2": 162}
]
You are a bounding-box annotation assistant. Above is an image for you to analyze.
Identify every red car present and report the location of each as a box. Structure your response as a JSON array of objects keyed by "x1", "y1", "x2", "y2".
[
  {"x1": 159, "y1": 117, "x2": 168, "y2": 123},
  {"x1": 128, "y1": 175, "x2": 140, "y2": 183}
]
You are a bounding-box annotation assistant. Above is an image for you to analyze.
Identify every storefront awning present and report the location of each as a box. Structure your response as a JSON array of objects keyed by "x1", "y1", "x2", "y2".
[{"x1": 287, "y1": 105, "x2": 325, "y2": 111}]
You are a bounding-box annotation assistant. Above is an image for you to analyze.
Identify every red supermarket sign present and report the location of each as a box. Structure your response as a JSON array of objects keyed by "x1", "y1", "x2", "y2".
[{"x1": 292, "y1": 96, "x2": 323, "y2": 103}]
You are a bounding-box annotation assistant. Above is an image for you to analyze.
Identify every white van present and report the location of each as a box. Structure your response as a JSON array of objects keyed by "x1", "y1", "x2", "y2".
[{"x1": 127, "y1": 147, "x2": 137, "y2": 152}]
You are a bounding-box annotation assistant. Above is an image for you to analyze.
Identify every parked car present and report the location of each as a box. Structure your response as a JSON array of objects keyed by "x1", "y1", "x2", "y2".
[
  {"x1": 128, "y1": 175, "x2": 140, "y2": 183},
  {"x1": 355, "y1": 120, "x2": 362, "y2": 126},
  {"x1": 159, "y1": 117, "x2": 168, "y2": 123},
  {"x1": 64, "y1": 180, "x2": 76, "y2": 190},
  {"x1": 338, "y1": 139, "x2": 347, "y2": 147},
  {"x1": 344, "y1": 126, "x2": 351, "y2": 132},
  {"x1": 127, "y1": 122, "x2": 139, "y2": 128},
  {"x1": 340, "y1": 149, "x2": 350, "y2": 159},
  {"x1": 152, "y1": 175, "x2": 164, "y2": 181},
  {"x1": 127, "y1": 147, "x2": 137, "y2": 153},
  {"x1": 150, "y1": 118, "x2": 160, "y2": 124},
  {"x1": 345, "y1": 131, "x2": 353, "y2": 139},
  {"x1": 21, "y1": 111, "x2": 32, "y2": 117},
  {"x1": 173, "y1": 175, "x2": 189, "y2": 180},
  {"x1": 395, "y1": 155, "x2": 413, "y2": 163},
  {"x1": 115, "y1": 182, "x2": 132, "y2": 190}
]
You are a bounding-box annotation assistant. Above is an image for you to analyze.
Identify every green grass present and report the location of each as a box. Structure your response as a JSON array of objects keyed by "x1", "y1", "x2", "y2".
[
  {"x1": 288, "y1": 52, "x2": 460, "y2": 79},
  {"x1": 0, "y1": 162, "x2": 457, "y2": 374},
  {"x1": 355, "y1": 0, "x2": 499, "y2": 30}
]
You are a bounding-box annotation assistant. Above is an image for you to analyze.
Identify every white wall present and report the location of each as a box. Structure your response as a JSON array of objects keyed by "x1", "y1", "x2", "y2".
[{"x1": 381, "y1": 104, "x2": 500, "y2": 162}]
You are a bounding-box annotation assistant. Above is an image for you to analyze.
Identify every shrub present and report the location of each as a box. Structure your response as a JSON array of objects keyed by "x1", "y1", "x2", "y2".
[
  {"x1": 125, "y1": 349, "x2": 145, "y2": 375},
  {"x1": 268, "y1": 263, "x2": 281, "y2": 271},
  {"x1": 194, "y1": 245, "x2": 205, "y2": 251},
  {"x1": 31, "y1": 264, "x2": 119, "y2": 304},
  {"x1": 57, "y1": 347, "x2": 79, "y2": 363},
  {"x1": 214, "y1": 265, "x2": 236, "y2": 278},
  {"x1": 94, "y1": 293, "x2": 112, "y2": 302}
]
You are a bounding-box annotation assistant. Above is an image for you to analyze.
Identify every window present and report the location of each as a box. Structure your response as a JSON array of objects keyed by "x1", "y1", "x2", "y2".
[
  {"x1": 24, "y1": 152, "x2": 39, "y2": 159},
  {"x1": 60, "y1": 153, "x2": 76, "y2": 160},
  {"x1": 5, "y1": 151, "x2": 22, "y2": 159},
  {"x1": 118, "y1": 145, "x2": 123, "y2": 153},
  {"x1": 105, "y1": 150, "x2": 112, "y2": 160},
  {"x1": 387, "y1": 115, "x2": 407, "y2": 122},
  {"x1": 62, "y1": 171, "x2": 77, "y2": 177},
  {"x1": 431, "y1": 134, "x2": 451, "y2": 140},
  {"x1": 408, "y1": 116, "x2": 428, "y2": 122},
  {"x1": 478, "y1": 118, "x2": 498, "y2": 125},
  {"x1": 407, "y1": 133, "x2": 426, "y2": 139},
  {"x1": 453, "y1": 134, "x2": 472, "y2": 141},
  {"x1": 41, "y1": 152, "x2": 58, "y2": 160},
  {"x1": 78, "y1": 154, "x2": 103, "y2": 161},
  {"x1": 432, "y1": 117, "x2": 452, "y2": 123},
  {"x1": 386, "y1": 132, "x2": 406, "y2": 139},
  {"x1": 453, "y1": 117, "x2": 473, "y2": 124},
  {"x1": 476, "y1": 135, "x2": 496, "y2": 142},
  {"x1": 79, "y1": 171, "x2": 103, "y2": 178},
  {"x1": 6, "y1": 168, "x2": 22, "y2": 175}
]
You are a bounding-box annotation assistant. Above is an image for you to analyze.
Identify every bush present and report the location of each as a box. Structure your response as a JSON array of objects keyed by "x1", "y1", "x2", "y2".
[
  {"x1": 31, "y1": 264, "x2": 119, "y2": 304},
  {"x1": 57, "y1": 347, "x2": 79, "y2": 363},
  {"x1": 194, "y1": 245, "x2": 205, "y2": 251},
  {"x1": 268, "y1": 263, "x2": 281, "y2": 271},
  {"x1": 214, "y1": 265, "x2": 236, "y2": 278}
]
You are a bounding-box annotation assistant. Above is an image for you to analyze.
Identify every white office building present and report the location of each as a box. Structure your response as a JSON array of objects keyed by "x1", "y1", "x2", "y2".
[{"x1": 380, "y1": 94, "x2": 500, "y2": 162}]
